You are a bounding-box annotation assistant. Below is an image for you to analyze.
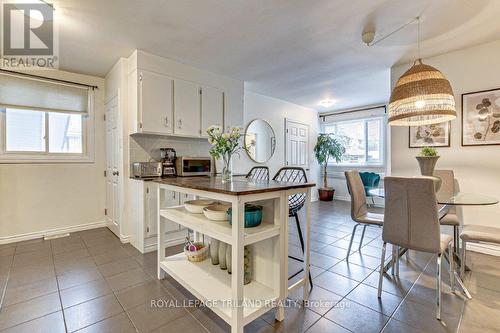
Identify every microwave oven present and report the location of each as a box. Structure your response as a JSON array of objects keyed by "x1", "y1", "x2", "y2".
[{"x1": 176, "y1": 156, "x2": 212, "y2": 176}]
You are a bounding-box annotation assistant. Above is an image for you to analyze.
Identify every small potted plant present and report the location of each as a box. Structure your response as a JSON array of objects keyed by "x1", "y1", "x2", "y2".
[
  {"x1": 416, "y1": 146, "x2": 439, "y2": 176},
  {"x1": 314, "y1": 133, "x2": 347, "y2": 201}
]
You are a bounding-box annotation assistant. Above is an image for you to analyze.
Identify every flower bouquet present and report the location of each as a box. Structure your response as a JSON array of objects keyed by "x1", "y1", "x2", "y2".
[{"x1": 207, "y1": 126, "x2": 243, "y2": 183}]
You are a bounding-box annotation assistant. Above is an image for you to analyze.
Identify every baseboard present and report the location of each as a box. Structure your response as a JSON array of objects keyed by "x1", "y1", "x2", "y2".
[
  {"x1": 467, "y1": 242, "x2": 500, "y2": 257},
  {"x1": 120, "y1": 235, "x2": 132, "y2": 244},
  {"x1": 0, "y1": 220, "x2": 106, "y2": 245},
  {"x1": 143, "y1": 237, "x2": 185, "y2": 253},
  {"x1": 334, "y1": 195, "x2": 350, "y2": 202}
]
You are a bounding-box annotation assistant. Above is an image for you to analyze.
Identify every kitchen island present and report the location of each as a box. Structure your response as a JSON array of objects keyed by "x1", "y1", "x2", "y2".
[{"x1": 153, "y1": 176, "x2": 315, "y2": 333}]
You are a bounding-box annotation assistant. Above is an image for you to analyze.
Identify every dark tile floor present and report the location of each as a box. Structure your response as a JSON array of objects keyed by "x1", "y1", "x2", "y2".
[{"x1": 0, "y1": 200, "x2": 498, "y2": 332}]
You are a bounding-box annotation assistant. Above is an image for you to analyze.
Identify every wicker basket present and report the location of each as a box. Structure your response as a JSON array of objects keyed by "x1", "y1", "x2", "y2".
[{"x1": 184, "y1": 243, "x2": 208, "y2": 262}]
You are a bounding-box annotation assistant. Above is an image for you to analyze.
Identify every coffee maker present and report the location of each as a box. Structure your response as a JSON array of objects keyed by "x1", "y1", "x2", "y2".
[{"x1": 160, "y1": 148, "x2": 177, "y2": 177}]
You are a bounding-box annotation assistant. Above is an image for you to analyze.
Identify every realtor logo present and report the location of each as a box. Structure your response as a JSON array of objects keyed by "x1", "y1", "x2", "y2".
[{"x1": 1, "y1": 1, "x2": 58, "y2": 69}]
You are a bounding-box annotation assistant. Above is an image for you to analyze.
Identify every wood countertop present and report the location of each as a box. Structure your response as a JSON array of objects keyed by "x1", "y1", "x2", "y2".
[{"x1": 151, "y1": 176, "x2": 315, "y2": 195}]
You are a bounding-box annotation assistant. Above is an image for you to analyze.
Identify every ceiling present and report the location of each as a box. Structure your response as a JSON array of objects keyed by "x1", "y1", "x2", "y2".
[{"x1": 52, "y1": 0, "x2": 500, "y2": 111}]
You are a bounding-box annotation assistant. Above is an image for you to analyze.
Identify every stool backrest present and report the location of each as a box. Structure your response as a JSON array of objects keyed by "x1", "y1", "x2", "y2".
[
  {"x1": 345, "y1": 171, "x2": 368, "y2": 222},
  {"x1": 246, "y1": 166, "x2": 269, "y2": 181},
  {"x1": 383, "y1": 177, "x2": 440, "y2": 253},
  {"x1": 273, "y1": 167, "x2": 307, "y2": 214}
]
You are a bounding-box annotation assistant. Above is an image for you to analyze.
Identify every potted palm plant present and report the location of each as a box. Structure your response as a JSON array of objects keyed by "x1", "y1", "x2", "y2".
[{"x1": 314, "y1": 133, "x2": 347, "y2": 201}]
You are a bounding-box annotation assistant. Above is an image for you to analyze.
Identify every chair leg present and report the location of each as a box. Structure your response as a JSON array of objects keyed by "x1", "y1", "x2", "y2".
[
  {"x1": 436, "y1": 253, "x2": 442, "y2": 320},
  {"x1": 293, "y1": 213, "x2": 313, "y2": 290},
  {"x1": 395, "y1": 246, "x2": 400, "y2": 277},
  {"x1": 453, "y1": 225, "x2": 460, "y2": 258},
  {"x1": 461, "y1": 241, "x2": 467, "y2": 279},
  {"x1": 391, "y1": 246, "x2": 396, "y2": 276},
  {"x1": 449, "y1": 242, "x2": 455, "y2": 293},
  {"x1": 378, "y1": 242, "x2": 387, "y2": 298},
  {"x1": 346, "y1": 224, "x2": 360, "y2": 261},
  {"x1": 358, "y1": 225, "x2": 367, "y2": 251}
]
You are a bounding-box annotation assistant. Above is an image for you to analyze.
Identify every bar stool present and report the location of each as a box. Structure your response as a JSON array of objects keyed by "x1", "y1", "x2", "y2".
[
  {"x1": 460, "y1": 225, "x2": 500, "y2": 278},
  {"x1": 273, "y1": 167, "x2": 313, "y2": 290},
  {"x1": 246, "y1": 166, "x2": 269, "y2": 181}
]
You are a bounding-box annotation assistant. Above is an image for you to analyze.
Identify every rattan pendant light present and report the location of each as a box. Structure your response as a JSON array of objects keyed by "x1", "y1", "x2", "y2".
[{"x1": 388, "y1": 18, "x2": 457, "y2": 126}]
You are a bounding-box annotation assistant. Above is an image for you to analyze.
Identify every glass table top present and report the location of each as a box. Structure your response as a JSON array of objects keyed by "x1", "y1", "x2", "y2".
[{"x1": 368, "y1": 188, "x2": 499, "y2": 206}]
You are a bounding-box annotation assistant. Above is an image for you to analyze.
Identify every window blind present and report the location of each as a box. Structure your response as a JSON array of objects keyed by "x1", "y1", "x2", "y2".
[
  {"x1": 0, "y1": 72, "x2": 89, "y2": 114},
  {"x1": 320, "y1": 105, "x2": 386, "y2": 123}
]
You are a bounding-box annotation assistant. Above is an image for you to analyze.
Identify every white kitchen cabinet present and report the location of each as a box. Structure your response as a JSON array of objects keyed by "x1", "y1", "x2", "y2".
[
  {"x1": 135, "y1": 70, "x2": 174, "y2": 134},
  {"x1": 201, "y1": 85, "x2": 223, "y2": 137},
  {"x1": 224, "y1": 91, "x2": 244, "y2": 131},
  {"x1": 174, "y1": 79, "x2": 201, "y2": 137},
  {"x1": 146, "y1": 183, "x2": 179, "y2": 237}
]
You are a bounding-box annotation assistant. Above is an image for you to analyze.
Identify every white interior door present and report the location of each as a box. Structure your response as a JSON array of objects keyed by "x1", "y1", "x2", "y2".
[
  {"x1": 285, "y1": 119, "x2": 309, "y2": 170},
  {"x1": 105, "y1": 94, "x2": 121, "y2": 237}
]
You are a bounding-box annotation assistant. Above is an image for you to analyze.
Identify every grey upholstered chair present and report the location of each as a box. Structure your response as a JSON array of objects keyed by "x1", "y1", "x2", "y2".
[
  {"x1": 344, "y1": 171, "x2": 384, "y2": 261},
  {"x1": 435, "y1": 170, "x2": 461, "y2": 256},
  {"x1": 378, "y1": 177, "x2": 455, "y2": 320},
  {"x1": 460, "y1": 225, "x2": 500, "y2": 278}
]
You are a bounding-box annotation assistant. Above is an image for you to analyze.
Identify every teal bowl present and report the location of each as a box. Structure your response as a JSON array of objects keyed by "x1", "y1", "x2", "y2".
[{"x1": 227, "y1": 204, "x2": 262, "y2": 228}]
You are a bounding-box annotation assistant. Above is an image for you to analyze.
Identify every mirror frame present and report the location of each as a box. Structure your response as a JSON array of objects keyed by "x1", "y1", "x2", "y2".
[{"x1": 244, "y1": 119, "x2": 276, "y2": 163}]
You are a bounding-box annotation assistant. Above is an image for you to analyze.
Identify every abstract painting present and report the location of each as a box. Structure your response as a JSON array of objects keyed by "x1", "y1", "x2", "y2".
[
  {"x1": 409, "y1": 122, "x2": 450, "y2": 148},
  {"x1": 462, "y1": 88, "x2": 500, "y2": 146}
]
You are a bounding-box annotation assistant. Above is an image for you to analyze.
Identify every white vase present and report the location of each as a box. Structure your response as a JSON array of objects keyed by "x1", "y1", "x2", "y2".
[
  {"x1": 226, "y1": 245, "x2": 232, "y2": 274},
  {"x1": 218, "y1": 242, "x2": 227, "y2": 270},
  {"x1": 210, "y1": 238, "x2": 219, "y2": 265}
]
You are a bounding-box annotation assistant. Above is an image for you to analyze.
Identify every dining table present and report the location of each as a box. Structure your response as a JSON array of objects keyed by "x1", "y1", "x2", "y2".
[{"x1": 368, "y1": 188, "x2": 499, "y2": 299}]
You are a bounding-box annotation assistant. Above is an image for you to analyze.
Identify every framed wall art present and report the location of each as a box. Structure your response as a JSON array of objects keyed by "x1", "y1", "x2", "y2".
[
  {"x1": 409, "y1": 122, "x2": 450, "y2": 148},
  {"x1": 462, "y1": 88, "x2": 500, "y2": 146}
]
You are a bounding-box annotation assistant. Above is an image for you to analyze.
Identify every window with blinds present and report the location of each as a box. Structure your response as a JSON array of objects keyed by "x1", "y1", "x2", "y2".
[{"x1": 0, "y1": 72, "x2": 93, "y2": 161}]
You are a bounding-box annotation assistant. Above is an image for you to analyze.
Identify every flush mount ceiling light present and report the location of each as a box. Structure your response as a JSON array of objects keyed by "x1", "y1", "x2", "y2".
[
  {"x1": 387, "y1": 17, "x2": 456, "y2": 126},
  {"x1": 319, "y1": 99, "x2": 336, "y2": 108}
]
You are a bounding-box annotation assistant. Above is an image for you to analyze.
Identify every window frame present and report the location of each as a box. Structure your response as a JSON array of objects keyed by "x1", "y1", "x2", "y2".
[
  {"x1": 323, "y1": 116, "x2": 386, "y2": 168},
  {"x1": 0, "y1": 92, "x2": 95, "y2": 163}
]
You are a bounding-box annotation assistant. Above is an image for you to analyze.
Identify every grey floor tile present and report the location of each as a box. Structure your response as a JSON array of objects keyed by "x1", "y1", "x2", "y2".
[
  {"x1": 60, "y1": 278, "x2": 112, "y2": 308},
  {"x1": 116, "y1": 280, "x2": 171, "y2": 310},
  {"x1": 313, "y1": 271, "x2": 359, "y2": 296},
  {"x1": 260, "y1": 305, "x2": 321, "y2": 332},
  {"x1": 74, "y1": 313, "x2": 136, "y2": 333},
  {"x1": 310, "y1": 252, "x2": 341, "y2": 270},
  {"x1": 54, "y1": 256, "x2": 97, "y2": 274},
  {"x1": 345, "y1": 283, "x2": 403, "y2": 316},
  {"x1": 0, "y1": 292, "x2": 61, "y2": 330},
  {"x1": 328, "y1": 260, "x2": 375, "y2": 282},
  {"x1": 93, "y1": 247, "x2": 131, "y2": 266},
  {"x1": 0, "y1": 247, "x2": 15, "y2": 258},
  {"x1": 393, "y1": 298, "x2": 460, "y2": 333},
  {"x1": 2, "y1": 276, "x2": 58, "y2": 307},
  {"x1": 106, "y1": 267, "x2": 152, "y2": 292},
  {"x1": 127, "y1": 300, "x2": 188, "y2": 332},
  {"x1": 64, "y1": 294, "x2": 124, "y2": 332},
  {"x1": 0, "y1": 311, "x2": 66, "y2": 333},
  {"x1": 324, "y1": 299, "x2": 389, "y2": 333},
  {"x1": 53, "y1": 248, "x2": 91, "y2": 262},
  {"x1": 14, "y1": 241, "x2": 51, "y2": 255},
  {"x1": 97, "y1": 256, "x2": 141, "y2": 277},
  {"x1": 151, "y1": 314, "x2": 209, "y2": 333},
  {"x1": 381, "y1": 319, "x2": 426, "y2": 333},
  {"x1": 57, "y1": 266, "x2": 103, "y2": 290},
  {"x1": 11, "y1": 251, "x2": 53, "y2": 268},
  {"x1": 306, "y1": 317, "x2": 351, "y2": 333},
  {"x1": 7, "y1": 263, "x2": 55, "y2": 288}
]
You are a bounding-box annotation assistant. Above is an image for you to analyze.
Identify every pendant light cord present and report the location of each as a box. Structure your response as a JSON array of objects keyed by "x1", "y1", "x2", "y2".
[{"x1": 417, "y1": 16, "x2": 421, "y2": 60}]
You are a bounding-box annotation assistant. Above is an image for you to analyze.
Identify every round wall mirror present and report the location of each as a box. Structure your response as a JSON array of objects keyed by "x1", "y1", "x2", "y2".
[{"x1": 244, "y1": 119, "x2": 276, "y2": 163}]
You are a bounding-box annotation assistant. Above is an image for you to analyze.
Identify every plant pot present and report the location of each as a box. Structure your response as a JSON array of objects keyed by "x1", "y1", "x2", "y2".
[
  {"x1": 318, "y1": 188, "x2": 335, "y2": 201},
  {"x1": 416, "y1": 156, "x2": 441, "y2": 191},
  {"x1": 416, "y1": 156, "x2": 440, "y2": 177}
]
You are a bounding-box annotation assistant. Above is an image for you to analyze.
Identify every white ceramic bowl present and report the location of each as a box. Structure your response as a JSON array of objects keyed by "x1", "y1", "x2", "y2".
[
  {"x1": 203, "y1": 204, "x2": 231, "y2": 221},
  {"x1": 184, "y1": 200, "x2": 216, "y2": 214}
]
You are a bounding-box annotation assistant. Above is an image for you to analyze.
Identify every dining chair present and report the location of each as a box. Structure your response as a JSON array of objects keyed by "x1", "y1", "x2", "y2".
[
  {"x1": 435, "y1": 170, "x2": 461, "y2": 256},
  {"x1": 359, "y1": 171, "x2": 381, "y2": 206},
  {"x1": 246, "y1": 166, "x2": 269, "y2": 181},
  {"x1": 272, "y1": 167, "x2": 313, "y2": 290},
  {"x1": 344, "y1": 171, "x2": 384, "y2": 261},
  {"x1": 460, "y1": 225, "x2": 500, "y2": 278},
  {"x1": 378, "y1": 177, "x2": 455, "y2": 320}
]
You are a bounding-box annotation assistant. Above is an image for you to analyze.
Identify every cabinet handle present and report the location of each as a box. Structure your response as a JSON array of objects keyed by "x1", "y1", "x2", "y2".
[
  {"x1": 164, "y1": 116, "x2": 169, "y2": 127},
  {"x1": 178, "y1": 119, "x2": 182, "y2": 129}
]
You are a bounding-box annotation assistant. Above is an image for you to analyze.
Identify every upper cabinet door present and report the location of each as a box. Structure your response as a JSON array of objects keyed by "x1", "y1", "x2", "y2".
[
  {"x1": 200, "y1": 85, "x2": 223, "y2": 137},
  {"x1": 139, "y1": 71, "x2": 173, "y2": 134},
  {"x1": 174, "y1": 79, "x2": 201, "y2": 137},
  {"x1": 223, "y1": 91, "x2": 244, "y2": 131}
]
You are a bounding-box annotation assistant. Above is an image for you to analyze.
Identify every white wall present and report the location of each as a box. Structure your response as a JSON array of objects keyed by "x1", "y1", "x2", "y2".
[
  {"x1": 391, "y1": 40, "x2": 500, "y2": 255},
  {"x1": 238, "y1": 91, "x2": 320, "y2": 200},
  {"x1": 0, "y1": 70, "x2": 105, "y2": 242}
]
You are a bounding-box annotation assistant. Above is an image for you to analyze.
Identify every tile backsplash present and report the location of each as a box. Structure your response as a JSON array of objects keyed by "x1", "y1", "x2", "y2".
[{"x1": 130, "y1": 133, "x2": 211, "y2": 163}]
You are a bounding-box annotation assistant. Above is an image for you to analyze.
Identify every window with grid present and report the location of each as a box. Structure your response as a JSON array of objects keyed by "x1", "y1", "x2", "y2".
[
  {"x1": 0, "y1": 72, "x2": 93, "y2": 161},
  {"x1": 324, "y1": 117, "x2": 385, "y2": 166}
]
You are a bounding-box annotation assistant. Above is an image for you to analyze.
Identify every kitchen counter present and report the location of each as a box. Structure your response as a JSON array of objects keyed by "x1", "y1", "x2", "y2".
[{"x1": 152, "y1": 176, "x2": 315, "y2": 195}]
